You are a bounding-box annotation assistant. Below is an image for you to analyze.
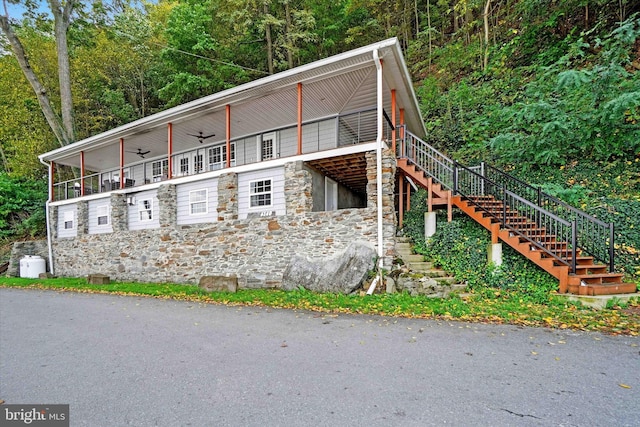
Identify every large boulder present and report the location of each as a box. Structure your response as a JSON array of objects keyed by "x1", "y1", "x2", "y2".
[{"x1": 282, "y1": 241, "x2": 377, "y2": 294}]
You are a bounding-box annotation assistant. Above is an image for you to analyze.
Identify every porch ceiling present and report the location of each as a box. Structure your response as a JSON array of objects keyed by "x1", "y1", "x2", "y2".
[
  {"x1": 42, "y1": 38, "x2": 425, "y2": 172},
  {"x1": 307, "y1": 153, "x2": 369, "y2": 194}
]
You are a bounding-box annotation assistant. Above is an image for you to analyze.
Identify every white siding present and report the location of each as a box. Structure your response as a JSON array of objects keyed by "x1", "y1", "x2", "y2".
[
  {"x1": 176, "y1": 178, "x2": 219, "y2": 225},
  {"x1": 130, "y1": 164, "x2": 146, "y2": 186},
  {"x1": 128, "y1": 189, "x2": 160, "y2": 230},
  {"x1": 237, "y1": 167, "x2": 285, "y2": 219},
  {"x1": 279, "y1": 127, "x2": 297, "y2": 157},
  {"x1": 302, "y1": 119, "x2": 336, "y2": 153},
  {"x1": 318, "y1": 119, "x2": 337, "y2": 150},
  {"x1": 234, "y1": 136, "x2": 257, "y2": 166},
  {"x1": 57, "y1": 204, "x2": 77, "y2": 238},
  {"x1": 88, "y1": 199, "x2": 113, "y2": 234}
]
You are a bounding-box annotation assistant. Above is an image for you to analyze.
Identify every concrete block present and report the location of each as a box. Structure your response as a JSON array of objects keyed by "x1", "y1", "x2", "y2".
[
  {"x1": 199, "y1": 274, "x2": 238, "y2": 293},
  {"x1": 425, "y1": 212, "x2": 437, "y2": 239},
  {"x1": 87, "y1": 274, "x2": 110, "y2": 285},
  {"x1": 488, "y1": 243, "x2": 503, "y2": 266}
]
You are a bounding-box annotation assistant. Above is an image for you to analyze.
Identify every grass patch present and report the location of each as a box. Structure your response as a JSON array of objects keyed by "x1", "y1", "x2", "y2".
[{"x1": 1, "y1": 277, "x2": 638, "y2": 336}]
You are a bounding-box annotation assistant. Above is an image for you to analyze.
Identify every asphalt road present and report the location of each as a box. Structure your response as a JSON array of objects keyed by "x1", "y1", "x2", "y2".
[{"x1": 1, "y1": 288, "x2": 638, "y2": 427}]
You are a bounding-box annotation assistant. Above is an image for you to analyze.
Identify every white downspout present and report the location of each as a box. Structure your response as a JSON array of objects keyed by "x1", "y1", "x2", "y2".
[
  {"x1": 373, "y1": 48, "x2": 384, "y2": 281},
  {"x1": 39, "y1": 157, "x2": 55, "y2": 275}
]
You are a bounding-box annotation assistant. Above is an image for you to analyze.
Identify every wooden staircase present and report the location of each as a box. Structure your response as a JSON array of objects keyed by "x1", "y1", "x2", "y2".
[
  {"x1": 397, "y1": 158, "x2": 453, "y2": 221},
  {"x1": 397, "y1": 157, "x2": 637, "y2": 296}
]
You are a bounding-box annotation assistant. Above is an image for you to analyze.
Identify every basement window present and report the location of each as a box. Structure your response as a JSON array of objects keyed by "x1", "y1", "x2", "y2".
[
  {"x1": 249, "y1": 179, "x2": 272, "y2": 208},
  {"x1": 97, "y1": 205, "x2": 110, "y2": 226},
  {"x1": 138, "y1": 199, "x2": 153, "y2": 221},
  {"x1": 63, "y1": 210, "x2": 75, "y2": 230},
  {"x1": 189, "y1": 189, "x2": 208, "y2": 215}
]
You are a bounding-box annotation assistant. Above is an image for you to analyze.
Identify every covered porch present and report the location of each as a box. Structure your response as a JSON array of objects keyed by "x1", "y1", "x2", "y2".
[{"x1": 42, "y1": 38, "x2": 425, "y2": 202}]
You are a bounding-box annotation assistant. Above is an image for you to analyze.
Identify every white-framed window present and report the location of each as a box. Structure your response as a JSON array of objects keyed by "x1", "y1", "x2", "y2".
[
  {"x1": 249, "y1": 179, "x2": 272, "y2": 208},
  {"x1": 258, "y1": 133, "x2": 276, "y2": 161},
  {"x1": 179, "y1": 157, "x2": 189, "y2": 175},
  {"x1": 208, "y1": 143, "x2": 236, "y2": 170},
  {"x1": 189, "y1": 189, "x2": 208, "y2": 215},
  {"x1": 194, "y1": 154, "x2": 204, "y2": 173},
  {"x1": 63, "y1": 210, "x2": 75, "y2": 230},
  {"x1": 152, "y1": 159, "x2": 168, "y2": 182},
  {"x1": 138, "y1": 199, "x2": 153, "y2": 221},
  {"x1": 97, "y1": 205, "x2": 110, "y2": 226}
]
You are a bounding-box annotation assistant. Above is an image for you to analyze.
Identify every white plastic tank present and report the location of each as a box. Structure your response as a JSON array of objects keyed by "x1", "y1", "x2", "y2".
[{"x1": 19, "y1": 255, "x2": 46, "y2": 278}]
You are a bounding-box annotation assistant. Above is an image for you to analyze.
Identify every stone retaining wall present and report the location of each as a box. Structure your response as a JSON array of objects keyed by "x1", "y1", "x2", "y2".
[
  {"x1": 7, "y1": 240, "x2": 49, "y2": 277},
  {"x1": 49, "y1": 150, "x2": 397, "y2": 287}
]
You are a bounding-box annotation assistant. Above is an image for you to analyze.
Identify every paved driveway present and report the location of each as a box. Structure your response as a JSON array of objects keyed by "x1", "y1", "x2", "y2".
[{"x1": 1, "y1": 288, "x2": 638, "y2": 426}]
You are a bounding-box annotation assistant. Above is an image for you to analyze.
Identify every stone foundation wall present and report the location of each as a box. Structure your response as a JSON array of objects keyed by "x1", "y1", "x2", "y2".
[
  {"x1": 50, "y1": 151, "x2": 397, "y2": 286},
  {"x1": 52, "y1": 209, "x2": 382, "y2": 287}
]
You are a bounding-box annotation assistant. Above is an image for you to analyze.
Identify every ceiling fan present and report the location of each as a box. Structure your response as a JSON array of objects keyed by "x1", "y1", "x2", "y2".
[
  {"x1": 127, "y1": 148, "x2": 151, "y2": 158},
  {"x1": 187, "y1": 131, "x2": 216, "y2": 144}
]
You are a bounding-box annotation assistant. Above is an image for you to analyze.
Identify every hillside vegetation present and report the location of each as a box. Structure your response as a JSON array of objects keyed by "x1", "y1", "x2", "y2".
[{"x1": 1, "y1": 0, "x2": 638, "y2": 275}]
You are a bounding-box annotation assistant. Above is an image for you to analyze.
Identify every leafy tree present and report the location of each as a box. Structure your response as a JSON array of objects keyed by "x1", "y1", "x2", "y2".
[
  {"x1": 0, "y1": 26, "x2": 59, "y2": 177},
  {"x1": 1, "y1": 0, "x2": 79, "y2": 147},
  {"x1": 489, "y1": 16, "x2": 640, "y2": 169}
]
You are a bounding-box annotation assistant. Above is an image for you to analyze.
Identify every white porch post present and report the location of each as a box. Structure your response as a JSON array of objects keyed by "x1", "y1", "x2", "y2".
[
  {"x1": 374, "y1": 48, "x2": 384, "y2": 270},
  {"x1": 39, "y1": 157, "x2": 55, "y2": 275}
]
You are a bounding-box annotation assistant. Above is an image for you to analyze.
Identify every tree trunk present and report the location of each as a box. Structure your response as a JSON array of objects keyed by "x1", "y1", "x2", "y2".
[
  {"x1": 284, "y1": 0, "x2": 293, "y2": 69},
  {"x1": 48, "y1": 0, "x2": 77, "y2": 144},
  {"x1": 414, "y1": 0, "x2": 419, "y2": 38},
  {"x1": 427, "y1": 0, "x2": 432, "y2": 68},
  {"x1": 0, "y1": 141, "x2": 9, "y2": 173},
  {"x1": 453, "y1": 3, "x2": 459, "y2": 34},
  {"x1": 264, "y1": 2, "x2": 274, "y2": 74},
  {"x1": 483, "y1": 0, "x2": 491, "y2": 71},
  {"x1": 0, "y1": 15, "x2": 69, "y2": 147}
]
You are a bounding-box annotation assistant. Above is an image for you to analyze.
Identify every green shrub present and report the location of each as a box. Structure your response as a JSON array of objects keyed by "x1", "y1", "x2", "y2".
[
  {"x1": 417, "y1": 214, "x2": 558, "y2": 303},
  {"x1": 0, "y1": 173, "x2": 47, "y2": 241}
]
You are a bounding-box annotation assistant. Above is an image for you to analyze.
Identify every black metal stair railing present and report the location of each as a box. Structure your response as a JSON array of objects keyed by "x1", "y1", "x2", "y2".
[
  {"x1": 454, "y1": 163, "x2": 578, "y2": 271},
  {"x1": 482, "y1": 164, "x2": 614, "y2": 272},
  {"x1": 397, "y1": 128, "x2": 616, "y2": 275},
  {"x1": 398, "y1": 127, "x2": 482, "y2": 189}
]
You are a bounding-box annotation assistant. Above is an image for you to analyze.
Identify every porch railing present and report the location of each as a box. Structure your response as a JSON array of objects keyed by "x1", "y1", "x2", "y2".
[{"x1": 53, "y1": 109, "x2": 388, "y2": 201}]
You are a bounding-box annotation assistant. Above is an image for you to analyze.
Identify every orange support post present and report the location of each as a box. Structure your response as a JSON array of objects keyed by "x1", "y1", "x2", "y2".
[
  {"x1": 226, "y1": 105, "x2": 231, "y2": 168},
  {"x1": 391, "y1": 89, "x2": 396, "y2": 153},
  {"x1": 406, "y1": 179, "x2": 411, "y2": 211},
  {"x1": 491, "y1": 223, "x2": 500, "y2": 244},
  {"x1": 167, "y1": 123, "x2": 173, "y2": 179},
  {"x1": 399, "y1": 174, "x2": 404, "y2": 228},
  {"x1": 399, "y1": 108, "x2": 405, "y2": 156},
  {"x1": 297, "y1": 83, "x2": 303, "y2": 155},
  {"x1": 80, "y1": 151, "x2": 85, "y2": 196},
  {"x1": 119, "y1": 138, "x2": 125, "y2": 189}
]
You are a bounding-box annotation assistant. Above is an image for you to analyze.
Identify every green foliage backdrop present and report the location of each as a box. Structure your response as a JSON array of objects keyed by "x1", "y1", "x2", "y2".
[{"x1": 0, "y1": 0, "x2": 638, "y2": 281}]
